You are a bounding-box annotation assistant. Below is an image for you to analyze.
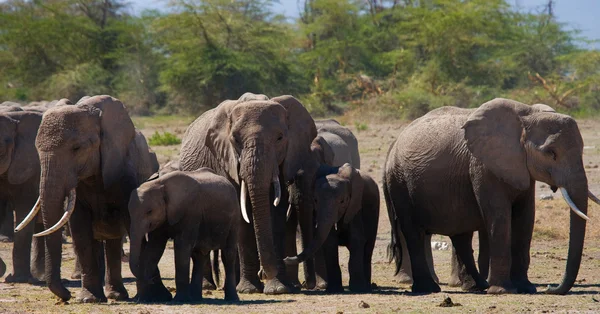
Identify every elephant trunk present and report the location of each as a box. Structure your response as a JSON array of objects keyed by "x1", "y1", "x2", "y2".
[
  {"x1": 546, "y1": 178, "x2": 588, "y2": 295},
  {"x1": 38, "y1": 153, "x2": 72, "y2": 301},
  {"x1": 284, "y1": 202, "x2": 336, "y2": 266},
  {"x1": 129, "y1": 227, "x2": 145, "y2": 279}
]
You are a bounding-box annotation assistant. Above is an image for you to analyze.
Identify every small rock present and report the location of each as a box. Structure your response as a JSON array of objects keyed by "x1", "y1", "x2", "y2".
[
  {"x1": 540, "y1": 194, "x2": 554, "y2": 200},
  {"x1": 336, "y1": 312, "x2": 344, "y2": 314},
  {"x1": 489, "y1": 305, "x2": 497, "y2": 309},
  {"x1": 438, "y1": 297, "x2": 461, "y2": 307},
  {"x1": 359, "y1": 301, "x2": 370, "y2": 308}
]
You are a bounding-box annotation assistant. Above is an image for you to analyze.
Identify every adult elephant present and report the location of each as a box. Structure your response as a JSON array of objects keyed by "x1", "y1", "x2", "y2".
[
  {"x1": 17, "y1": 95, "x2": 158, "y2": 302},
  {"x1": 179, "y1": 93, "x2": 316, "y2": 294},
  {"x1": 286, "y1": 119, "x2": 360, "y2": 289},
  {"x1": 384, "y1": 98, "x2": 598, "y2": 294}
]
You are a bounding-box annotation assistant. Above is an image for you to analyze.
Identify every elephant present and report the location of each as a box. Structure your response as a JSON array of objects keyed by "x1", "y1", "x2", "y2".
[
  {"x1": 128, "y1": 168, "x2": 240, "y2": 302},
  {"x1": 285, "y1": 163, "x2": 379, "y2": 293},
  {"x1": 286, "y1": 119, "x2": 360, "y2": 290},
  {"x1": 179, "y1": 93, "x2": 316, "y2": 295},
  {"x1": 0, "y1": 107, "x2": 49, "y2": 283},
  {"x1": 384, "y1": 98, "x2": 599, "y2": 294},
  {"x1": 16, "y1": 95, "x2": 158, "y2": 302}
]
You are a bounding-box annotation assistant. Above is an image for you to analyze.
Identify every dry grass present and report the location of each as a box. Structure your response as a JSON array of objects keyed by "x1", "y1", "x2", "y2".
[{"x1": 0, "y1": 116, "x2": 599, "y2": 313}]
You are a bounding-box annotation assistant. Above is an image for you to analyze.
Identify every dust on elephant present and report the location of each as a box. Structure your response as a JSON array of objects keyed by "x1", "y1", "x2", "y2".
[
  {"x1": 17, "y1": 95, "x2": 158, "y2": 302},
  {"x1": 384, "y1": 98, "x2": 598, "y2": 294},
  {"x1": 129, "y1": 169, "x2": 239, "y2": 303},
  {"x1": 285, "y1": 163, "x2": 379, "y2": 293},
  {"x1": 286, "y1": 119, "x2": 360, "y2": 290},
  {"x1": 179, "y1": 93, "x2": 316, "y2": 295}
]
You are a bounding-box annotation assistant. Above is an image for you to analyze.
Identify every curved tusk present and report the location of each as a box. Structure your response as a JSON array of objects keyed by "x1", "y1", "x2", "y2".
[
  {"x1": 34, "y1": 189, "x2": 77, "y2": 237},
  {"x1": 286, "y1": 203, "x2": 292, "y2": 221},
  {"x1": 15, "y1": 196, "x2": 41, "y2": 232},
  {"x1": 560, "y1": 187, "x2": 590, "y2": 221},
  {"x1": 272, "y1": 174, "x2": 281, "y2": 207},
  {"x1": 589, "y1": 190, "x2": 600, "y2": 206},
  {"x1": 240, "y1": 180, "x2": 250, "y2": 224},
  {"x1": 145, "y1": 233, "x2": 149, "y2": 242}
]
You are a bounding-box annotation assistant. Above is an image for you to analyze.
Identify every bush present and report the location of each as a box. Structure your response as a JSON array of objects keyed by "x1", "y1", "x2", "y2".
[{"x1": 148, "y1": 131, "x2": 181, "y2": 146}]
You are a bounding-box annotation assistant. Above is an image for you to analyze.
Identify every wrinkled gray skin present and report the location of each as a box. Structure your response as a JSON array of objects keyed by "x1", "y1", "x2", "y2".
[
  {"x1": 285, "y1": 164, "x2": 379, "y2": 293},
  {"x1": 31, "y1": 95, "x2": 157, "y2": 302},
  {"x1": 180, "y1": 93, "x2": 316, "y2": 295},
  {"x1": 129, "y1": 169, "x2": 239, "y2": 303},
  {"x1": 0, "y1": 106, "x2": 47, "y2": 283},
  {"x1": 286, "y1": 119, "x2": 360, "y2": 290},
  {"x1": 384, "y1": 98, "x2": 591, "y2": 294}
]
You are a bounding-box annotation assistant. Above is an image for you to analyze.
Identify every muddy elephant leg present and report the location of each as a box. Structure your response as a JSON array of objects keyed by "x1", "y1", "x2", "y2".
[
  {"x1": 222, "y1": 233, "x2": 240, "y2": 301},
  {"x1": 323, "y1": 228, "x2": 342, "y2": 293},
  {"x1": 510, "y1": 189, "x2": 536, "y2": 294},
  {"x1": 190, "y1": 250, "x2": 205, "y2": 301},
  {"x1": 450, "y1": 233, "x2": 489, "y2": 291},
  {"x1": 6, "y1": 196, "x2": 36, "y2": 283},
  {"x1": 104, "y1": 238, "x2": 128, "y2": 300},
  {"x1": 478, "y1": 230, "x2": 489, "y2": 280},
  {"x1": 173, "y1": 238, "x2": 192, "y2": 302},
  {"x1": 284, "y1": 211, "x2": 301, "y2": 288},
  {"x1": 30, "y1": 222, "x2": 46, "y2": 282}
]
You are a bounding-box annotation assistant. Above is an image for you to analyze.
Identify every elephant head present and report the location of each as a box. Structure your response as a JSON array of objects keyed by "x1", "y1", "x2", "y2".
[
  {"x1": 462, "y1": 98, "x2": 600, "y2": 294},
  {"x1": 284, "y1": 163, "x2": 363, "y2": 266},
  {"x1": 204, "y1": 95, "x2": 316, "y2": 279},
  {"x1": 0, "y1": 111, "x2": 42, "y2": 185},
  {"x1": 18, "y1": 95, "x2": 135, "y2": 300}
]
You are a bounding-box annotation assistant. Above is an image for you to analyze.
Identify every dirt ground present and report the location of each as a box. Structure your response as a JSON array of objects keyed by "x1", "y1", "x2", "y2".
[{"x1": 0, "y1": 115, "x2": 599, "y2": 313}]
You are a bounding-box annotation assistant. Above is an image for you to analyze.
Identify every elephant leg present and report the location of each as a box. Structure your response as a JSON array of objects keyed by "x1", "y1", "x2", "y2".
[
  {"x1": 0, "y1": 201, "x2": 13, "y2": 242},
  {"x1": 394, "y1": 230, "x2": 413, "y2": 284},
  {"x1": 173, "y1": 239, "x2": 192, "y2": 302},
  {"x1": 423, "y1": 234, "x2": 439, "y2": 283},
  {"x1": 484, "y1": 210, "x2": 515, "y2": 293},
  {"x1": 70, "y1": 205, "x2": 106, "y2": 303},
  {"x1": 510, "y1": 190, "x2": 536, "y2": 294},
  {"x1": 403, "y1": 227, "x2": 440, "y2": 293},
  {"x1": 323, "y1": 228, "x2": 342, "y2": 293},
  {"x1": 201, "y1": 253, "x2": 216, "y2": 290},
  {"x1": 135, "y1": 234, "x2": 171, "y2": 303},
  {"x1": 236, "y1": 214, "x2": 264, "y2": 294},
  {"x1": 190, "y1": 250, "x2": 205, "y2": 301},
  {"x1": 450, "y1": 233, "x2": 489, "y2": 292},
  {"x1": 449, "y1": 246, "x2": 465, "y2": 287},
  {"x1": 222, "y1": 234, "x2": 240, "y2": 301},
  {"x1": 348, "y1": 233, "x2": 368, "y2": 292},
  {"x1": 284, "y1": 212, "x2": 301, "y2": 288},
  {"x1": 314, "y1": 249, "x2": 328, "y2": 289},
  {"x1": 68, "y1": 222, "x2": 82, "y2": 280},
  {"x1": 478, "y1": 230, "x2": 490, "y2": 280},
  {"x1": 30, "y1": 222, "x2": 46, "y2": 282},
  {"x1": 297, "y1": 201, "x2": 318, "y2": 290},
  {"x1": 6, "y1": 196, "x2": 36, "y2": 283},
  {"x1": 104, "y1": 238, "x2": 128, "y2": 300}
]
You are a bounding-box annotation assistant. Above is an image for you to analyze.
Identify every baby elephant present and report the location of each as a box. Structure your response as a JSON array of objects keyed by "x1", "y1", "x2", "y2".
[
  {"x1": 285, "y1": 163, "x2": 379, "y2": 293},
  {"x1": 128, "y1": 168, "x2": 240, "y2": 302}
]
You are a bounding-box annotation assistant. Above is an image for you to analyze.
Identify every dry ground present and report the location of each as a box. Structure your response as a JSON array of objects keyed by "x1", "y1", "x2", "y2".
[{"x1": 0, "y1": 115, "x2": 599, "y2": 313}]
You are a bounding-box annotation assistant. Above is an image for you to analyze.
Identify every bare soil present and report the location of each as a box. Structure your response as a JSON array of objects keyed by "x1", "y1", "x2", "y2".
[{"x1": 0, "y1": 116, "x2": 599, "y2": 313}]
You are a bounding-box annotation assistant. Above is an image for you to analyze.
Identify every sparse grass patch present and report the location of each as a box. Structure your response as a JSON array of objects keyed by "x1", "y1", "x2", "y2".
[
  {"x1": 355, "y1": 122, "x2": 368, "y2": 131},
  {"x1": 132, "y1": 115, "x2": 195, "y2": 130},
  {"x1": 148, "y1": 131, "x2": 181, "y2": 146}
]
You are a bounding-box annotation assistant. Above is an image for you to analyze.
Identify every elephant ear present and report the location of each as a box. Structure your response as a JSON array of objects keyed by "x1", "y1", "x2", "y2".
[
  {"x1": 311, "y1": 135, "x2": 335, "y2": 165},
  {"x1": 128, "y1": 131, "x2": 156, "y2": 184},
  {"x1": 7, "y1": 112, "x2": 42, "y2": 185},
  {"x1": 338, "y1": 163, "x2": 363, "y2": 225},
  {"x1": 462, "y1": 98, "x2": 530, "y2": 191},
  {"x1": 205, "y1": 100, "x2": 240, "y2": 183},
  {"x1": 81, "y1": 95, "x2": 135, "y2": 189},
  {"x1": 271, "y1": 95, "x2": 317, "y2": 181}
]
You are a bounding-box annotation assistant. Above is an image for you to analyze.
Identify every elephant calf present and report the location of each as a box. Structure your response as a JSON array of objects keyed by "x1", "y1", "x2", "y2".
[
  {"x1": 128, "y1": 168, "x2": 240, "y2": 302},
  {"x1": 285, "y1": 163, "x2": 379, "y2": 293}
]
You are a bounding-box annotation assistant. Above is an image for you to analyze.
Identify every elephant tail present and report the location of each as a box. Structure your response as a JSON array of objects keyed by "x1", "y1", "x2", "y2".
[
  {"x1": 213, "y1": 250, "x2": 220, "y2": 288},
  {"x1": 383, "y1": 170, "x2": 402, "y2": 276}
]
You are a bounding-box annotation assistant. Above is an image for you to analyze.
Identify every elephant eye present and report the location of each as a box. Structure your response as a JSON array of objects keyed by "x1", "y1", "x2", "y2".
[
  {"x1": 277, "y1": 134, "x2": 283, "y2": 142},
  {"x1": 72, "y1": 144, "x2": 81, "y2": 152}
]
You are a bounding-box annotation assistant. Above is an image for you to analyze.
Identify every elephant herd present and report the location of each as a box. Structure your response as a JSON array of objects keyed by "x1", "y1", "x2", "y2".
[{"x1": 0, "y1": 94, "x2": 597, "y2": 304}]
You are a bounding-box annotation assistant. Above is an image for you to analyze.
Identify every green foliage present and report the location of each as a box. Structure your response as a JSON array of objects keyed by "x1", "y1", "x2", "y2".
[
  {"x1": 148, "y1": 131, "x2": 182, "y2": 146},
  {"x1": 354, "y1": 122, "x2": 368, "y2": 131},
  {"x1": 0, "y1": 0, "x2": 598, "y2": 118}
]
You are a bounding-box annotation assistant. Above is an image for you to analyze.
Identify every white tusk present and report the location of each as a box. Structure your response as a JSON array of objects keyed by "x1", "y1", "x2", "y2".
[
  {"x1": 240, "y1": 180, "x2": 250, "y2": 224},
  {"x1": 34, "y1": 189, "x2": 77, "y2": 237},
  {"x1": 286, "y1": 203, "x2": 292, "y2": 221},
  {"x1": 15, "y1": 196, "x2": 41, "y2": 232},
  {"x1": 273, "y1": 174, "x2": 281, "y2": 207},
  {"x1": 560, "y1": 187, "x2": 590, "y2": 221},
  {"x1": 589, "y1": 190, "x2": 600, "y2": 206},
  {"x1": 145, "y1": 233, "x2": 149, "y2": 242}
]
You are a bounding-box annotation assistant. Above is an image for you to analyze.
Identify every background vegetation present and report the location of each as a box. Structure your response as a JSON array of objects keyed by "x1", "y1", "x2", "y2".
[{"x1": 1, "y1": 0, "x2": 598, "y2": 118}]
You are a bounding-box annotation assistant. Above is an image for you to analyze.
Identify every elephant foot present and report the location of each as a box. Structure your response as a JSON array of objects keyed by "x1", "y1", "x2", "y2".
[
  {"x1": 76, "y1": 287, "x2": 107, "y2": 303},
  {"x1": 105, "y1": 284, "x2": 129, "y2": 301},
  {"x1": 49, "y1": 282, "x2": 72, "y2": 301},
  {"x1": 28, "y1": 276, "x2": 44, "y2": 285},
  {"x1": 325, "y1": 284, "x2": 344, "y2": 294},
  {"x1": 461, "y1": 278, "x2": 489, "y2": 292},
  {"x1": 0, "y1": 234, "x2": 12, "y2": 243},
  {"x1": 135, "y1": 283, "x2": 172, "y2": 303},
  {"x1": 30, "y1": 268, "x2": 45, "y2": 283},
  {"x1": 487, "y1": 284, "x2": 517, "y2": 294},
  {"x1": 173, "y1": 292, "x2": 192, "y2": 303},
  {"x1": 71, "y1": 270, "x2": 82, "y2": 280},
  {"x1": 224, "y1": 289, "x2": 240, "y2": 302},
  {"x1": 349, "y1": 284, "x2": 371, "y2": 293},
  {"x1": 263, "y1": 277, "x2": 293, "y2": 295},
  {"x1": 5, "y1": 273, "x2": 32, "y2": 283},
  {"x1": 411, "y1": 278, "x2": 441, "y2": 294},
  {"x1": 448, "y1": 275, "x2": 462, "y2": 287},
  {"x1": 0, "y1": 259, "x2": 5, "y2": 278},
  {"x1": 236, "y1": 277, "x2": 264, "y2": 294},
  {"x1": 514, "y1": 279, "x2": 536, "y2": 294},
  {"x1": 202, "y1": 278, "x2": 217, "y2": 290},
  {"x1": 394, "y1": 271, "x2": 413, "y2": 284},
  {"x1": 289, "y1": 279, "x2": 302, "y2": 290},
  {"x1": 316, "y1": 276, "x2": 328, "y2": 290}
]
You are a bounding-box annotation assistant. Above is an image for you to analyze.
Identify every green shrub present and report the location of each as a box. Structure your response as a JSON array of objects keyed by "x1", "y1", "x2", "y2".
[
  {"x1": 355, "y1": 122, "x2": 368, "y2": 131},
  {"x1": 148, "y1": 131, "x2": 181, "y2": 146}
]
